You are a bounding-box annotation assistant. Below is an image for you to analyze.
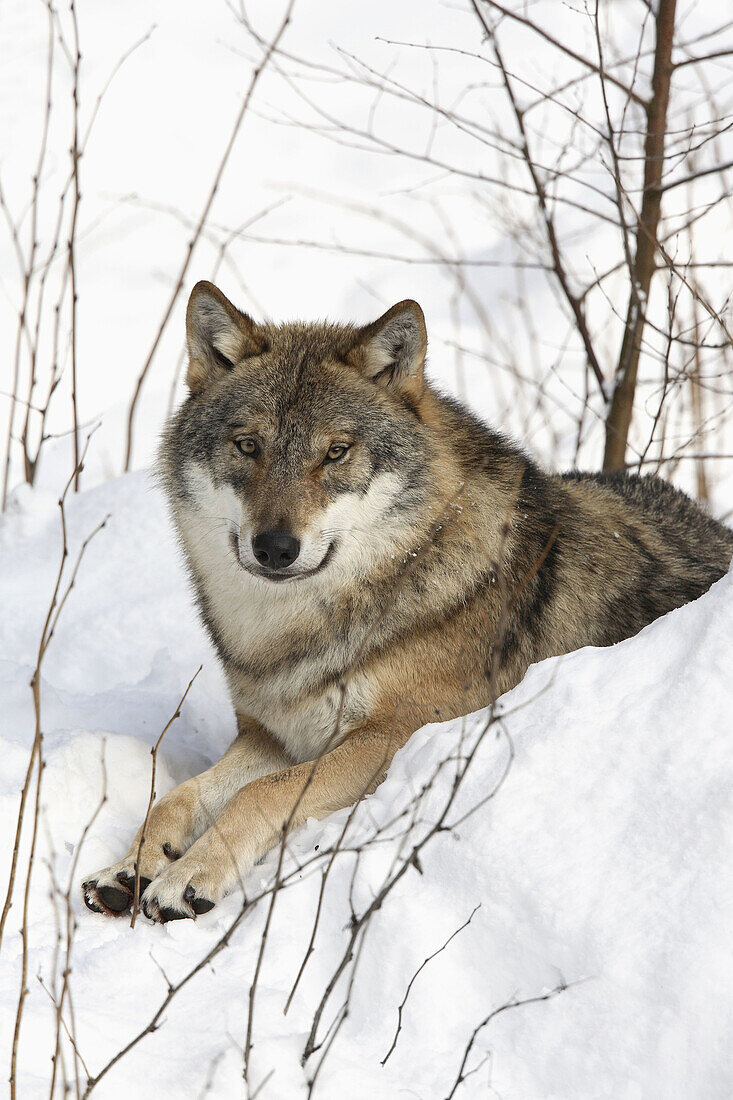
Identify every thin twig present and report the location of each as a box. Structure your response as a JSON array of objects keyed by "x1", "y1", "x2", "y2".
[
  {"x1": 381, "y1": 904, "x2": 480, "y2": 1065},
  {"x1": 130, "y1": 667, "x2": 203, "y2": 927},
  {"x1": 6, "y1": 432, "x2": 106, "y2": 1099},
  {"x1": 444, "y1": 981, "x2": 577, "y2": 1099}
]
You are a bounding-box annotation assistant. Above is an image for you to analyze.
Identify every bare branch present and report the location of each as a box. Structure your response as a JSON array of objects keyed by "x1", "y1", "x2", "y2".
[
  {"x1": 603, "y1": 0, "x2": 679, "y2": 470},
  {"x1": 381, "y1": 904, "x2": 480, "y2": 1066},
  {"x1": 130, "y1": 666, "x2": 203, "y2": 927},
  {"x1": 122, "y1": 0, "x2": 297, "y2": 471}
]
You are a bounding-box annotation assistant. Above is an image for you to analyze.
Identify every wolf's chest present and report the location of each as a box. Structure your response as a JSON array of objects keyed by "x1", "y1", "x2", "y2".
[
  {"x1": 192, "y1": 559, "x2": 362, "y2": 758},
  {"x1": 227, "y1": 663, "x2": 370, "y2": 762},
  {"x1": 206, "y1": 593, "x2": 347, "y2": 758}
]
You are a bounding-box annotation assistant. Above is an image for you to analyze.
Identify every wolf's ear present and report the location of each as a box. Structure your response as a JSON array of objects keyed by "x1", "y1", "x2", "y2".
[
  {"x1": 185, "y1": 281, "x2": 265, "y2": 393},
  {"x1": 348, "y1": 300, "x2": 427, "y2": 401}
]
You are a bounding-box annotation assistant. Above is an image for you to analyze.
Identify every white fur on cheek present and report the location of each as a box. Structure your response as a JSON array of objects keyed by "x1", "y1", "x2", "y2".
[
  {"x1": 304, "y1": 472, "x2": 411, "y2": 578},
  {"x1": 176, "y1": 461, "x2": 323, "y2": 659},
  {"x1": 182, "y1": 462, "x2": 242, "y2": 529}
]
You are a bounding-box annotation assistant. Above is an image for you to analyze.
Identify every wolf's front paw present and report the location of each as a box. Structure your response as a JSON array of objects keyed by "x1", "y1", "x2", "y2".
[
  {"x1": 140, "y1": 855, "x2": 221, "y2": 923},
  {"x1": 82, "y1": 860, "x2": 145, "y2": 916},
  {"x1": 82, "y1": 840, "x2": 183, "y2": 917}
]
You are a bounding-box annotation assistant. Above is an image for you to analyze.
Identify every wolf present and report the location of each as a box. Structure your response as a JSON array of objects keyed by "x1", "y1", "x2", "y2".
[{"x1": 83, "y1": 281, "x2": 733, "y2": 922}]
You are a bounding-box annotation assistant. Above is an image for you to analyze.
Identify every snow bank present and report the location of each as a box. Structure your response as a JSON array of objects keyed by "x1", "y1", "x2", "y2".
[{"x1": 1, "y1": 471, "x2": 731, "y2": 1099}]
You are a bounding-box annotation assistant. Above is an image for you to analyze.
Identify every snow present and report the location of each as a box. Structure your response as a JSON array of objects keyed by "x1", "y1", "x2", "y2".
[{"x1": 1, "y1": 470, "x2": 732, "y2": 1099}]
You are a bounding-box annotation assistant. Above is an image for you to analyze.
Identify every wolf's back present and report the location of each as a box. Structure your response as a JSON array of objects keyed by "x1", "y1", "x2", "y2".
[{"x1": 556, "y1": 467, "x2": 733, "y2": 624}]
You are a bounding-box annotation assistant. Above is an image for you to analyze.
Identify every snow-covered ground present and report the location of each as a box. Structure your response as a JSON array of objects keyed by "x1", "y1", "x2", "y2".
[{"x1": 1, "y1": 470, "x2": 732, "y2": 1099}]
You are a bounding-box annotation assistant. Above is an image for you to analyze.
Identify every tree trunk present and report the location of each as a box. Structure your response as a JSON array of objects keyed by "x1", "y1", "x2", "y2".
[{"x1": 603, "y1": 0, "x2": 678, "y2": 471}]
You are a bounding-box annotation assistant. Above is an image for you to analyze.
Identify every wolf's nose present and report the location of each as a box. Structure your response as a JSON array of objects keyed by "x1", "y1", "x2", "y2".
[{"x1": 252, "y1": 530, "x2": 300, "y2": 570}]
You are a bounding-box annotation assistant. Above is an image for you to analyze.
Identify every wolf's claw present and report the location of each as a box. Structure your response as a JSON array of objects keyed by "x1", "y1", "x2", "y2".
[
  {"x1": 156, "y1": 905, "x2": 189, "y2": 923},
  {"x1": 82, "y1": 881, "x2": 105, "y2": 913},
  {"x1": 116, "y1": 871, "x2": 152, "y2": 896},
  {"x1": 184, "y1": 884, "x2": 215, "y2": 914}
]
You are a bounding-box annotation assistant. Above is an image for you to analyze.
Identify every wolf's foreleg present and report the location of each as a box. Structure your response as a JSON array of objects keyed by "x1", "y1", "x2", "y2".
[
  {"x1": 138, "y1": 723, "x2": 407, "y2": 922},
  {"x1": 82, "y1": 718, "x2": 291, "y2": 916}
]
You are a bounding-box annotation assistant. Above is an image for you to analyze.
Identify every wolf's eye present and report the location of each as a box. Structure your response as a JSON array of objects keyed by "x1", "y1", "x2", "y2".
[
  {"x1": 325, "y1": 443, "x2": 350, "y2": 463},
  {"x1": 235, "y1": 437, "x2": 259, "y2": 457}
]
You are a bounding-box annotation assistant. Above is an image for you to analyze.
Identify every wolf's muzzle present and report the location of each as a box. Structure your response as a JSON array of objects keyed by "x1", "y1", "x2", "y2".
[
  {"x1": 230, "y1": 529, "x2": 337, "y2": 582},
  {"x1": 252, "y1": 529, "x2": 300, "y2": 570}
]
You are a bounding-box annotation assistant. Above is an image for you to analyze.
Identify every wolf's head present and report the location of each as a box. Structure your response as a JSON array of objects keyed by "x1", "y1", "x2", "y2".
[{"x1": 161, "y1": 281, "x2": 441, "y2": 587}]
